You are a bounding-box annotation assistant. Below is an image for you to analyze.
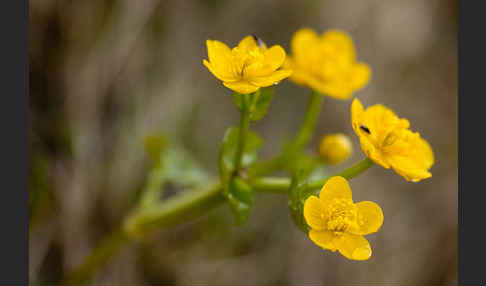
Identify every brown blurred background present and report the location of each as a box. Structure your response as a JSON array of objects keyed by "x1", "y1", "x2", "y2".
[{"x1": 29, "y1": 0, "x2": 457, "y2": 285}]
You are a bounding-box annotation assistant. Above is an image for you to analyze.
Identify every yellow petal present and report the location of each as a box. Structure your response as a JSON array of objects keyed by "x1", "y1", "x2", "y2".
[
  {"x1": 248, "y1": 69, "x2": 292, "y2": 87},
  {"x1": 206, "y1": 40, "x2": 234, "y2": 78},
  {"x1": 303, "y1": 196, "x2": 327, "y2": 230},
  {"x1": 309, "y1": 229, "x2": 336, "y2": 251},
  {"x1": 321, "y1": 30, "x2": 356, "y2": 63},
  {"x1": 237, "y1": 35, "x2": 258, "y2": 51},
  {"x1": 351, "y1": 98, "x2": 365, "y2": 133},
  {"x1": 387, "y1": 134, "x2": 434, "y2": 182},
  {"x1": 352, "y1": 201, "x2": 384, "y2": 235},
  {"x1": 334, "y1": 233, "x2": 372, "y2": 261},
  {"x1": 203, "y1": 60, "x2": 237, "y2": 82},
  {"x1": 291, "y1": 28, "x2": 320, "y2": 64},
  {"x1": 223, "y1": 81, "x2": 259, "y2": 94},
  {"x1": 263, "y1": 45, "x2": 286, "y2": 70},
  {"x1": 319, "y1": 176, "x2": 353, "y2": 203},
  {"x1": 303, "y1": 76, "x2": 353, "y2": 100},
  {"x1": 350, "y1": 62, "x2": 371, "y2": 90},
  {"x1": 358, "y1": 137, "x2": 390, "y2": 168}
]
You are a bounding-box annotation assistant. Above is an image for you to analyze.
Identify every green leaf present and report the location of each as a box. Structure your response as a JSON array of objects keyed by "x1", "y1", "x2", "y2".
[
  {"x1": 139, "y1": 138, "x2": 210, "y2": 208},
  {"x1": 288, "y1": 171, "x2": 311, "y2": 233},
  {"x1": 218, "y1": 127, "x2": 262, "y2": 225},
  {"x1": 227, "y1": 177, "x2": 254, "y2": 225},
  {"x1": 249, "y1": 87, "x2": 274, "y2": 121},
  {"x1": 162, "y1": 148, "x2": 210, "y2": 187},
  {"x1": 219, "y1": 127, "x2": 263, "y2": 187},
  {"x1": 286, "y1": 155, "x2": 327, "y2": 233},
  {"x1": 232, "y1": 87, "x2": 274, "y2": 122},
  {"x1": 144, "y1": 135, "x2": 166, "y2": 166},
  {"x1": 232, "y1": 93, "x2": 244, "y2": 112}
]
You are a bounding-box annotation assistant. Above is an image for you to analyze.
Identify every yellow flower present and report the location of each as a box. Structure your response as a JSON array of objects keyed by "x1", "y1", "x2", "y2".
[
  {"x1": 304, "y1": 176, "x2": 383, "y2": 261},
  {"x1": 285, "y1": 28, "x2": 371, "y2": 99},
  {"x1": 318, "y1": 133, "x2": 352, "y2": 165},
  {"x1": 203, "y1": 35, "x2": 292, "y2": 94},
  {"x1": 351, "y1": 98, "x2": 434, "y2": 182}
]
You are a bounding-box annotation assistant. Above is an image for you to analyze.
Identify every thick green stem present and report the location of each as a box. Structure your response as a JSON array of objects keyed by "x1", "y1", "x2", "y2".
[{"x1": 250, "y1": 90, "x2": 324, "y2": 177}]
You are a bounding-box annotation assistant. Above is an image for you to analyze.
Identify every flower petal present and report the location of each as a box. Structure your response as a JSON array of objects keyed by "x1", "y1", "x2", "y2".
[
  {"x1": 248, "y1": 69, "x2": 292, "y2": 87},
  {"x1": 309, "y1": 229, "x2": 336, "y2": 251},
  {"x1": 319, "y1": 176, "x2": 353, "y2": 203},
  {"x1": 334, "y1": 233, "x2": 372, "y2": 261},
  {"x1": 321, "y1": 30, "x2": 356, "y2": 63},
  {"x1": 350, "y1": 62, "x2": 371, "y2": 90},
  {"x1": 263, "y1": 45, "x2": 286, "y2": 70},
  {"x1": 237, "y1": 35, "x2": 258, "y2": 51},
  {"x1": 352, "y1": 201, "x2": 384, "y2": 235},
  {"x1": 291, "y1": 28, "x2": 320, "y2": 64},
  {"x1": 203, "y1": 60, "x2": 237, "y2": 82},
  {"x1": 223, "y1": 81, "x2": 259, "y2": 94},
  {"x1": 351, "y1": 98, "x2": 365, "y2": 134},
  {"x1": 303, "y1": 196, "x2": 327, "y2": 230},
  {"x1": 205, "y1": 40, "x2": 235, "y2": 80},
  {"x1": 387, "y1": 134, "x2": 434, "y2": 182}
]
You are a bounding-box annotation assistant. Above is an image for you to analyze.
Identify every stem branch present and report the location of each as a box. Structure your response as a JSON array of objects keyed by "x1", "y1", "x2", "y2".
[{"x1": 250, "y1": 90, "x2": 324, "y2": 177}]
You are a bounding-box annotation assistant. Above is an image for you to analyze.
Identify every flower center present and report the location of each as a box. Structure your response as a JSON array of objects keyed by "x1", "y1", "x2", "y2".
[
  {"x1": 232, "y1": 47, "x2": 265, "y2": 77},
  {"x1": 326, "y1": 198, "x2": 358, "y2": 234}
]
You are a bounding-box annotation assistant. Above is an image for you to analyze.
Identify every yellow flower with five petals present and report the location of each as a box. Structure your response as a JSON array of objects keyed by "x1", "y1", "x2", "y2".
[
  {"x1": 304, "y1": 176, "x2": 383, "y2": 261},
  {"x1": 351, "y1": 98, "x2": 434, "y2": 182},
  {"x1": 203, "y1": 35, "x2": 292, "y2": 94},
  {"x1": 285, "y1": 28, "x2": 371, "y2": 99}
]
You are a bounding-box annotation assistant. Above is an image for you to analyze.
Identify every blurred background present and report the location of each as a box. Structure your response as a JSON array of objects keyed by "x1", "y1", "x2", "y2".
[{"x1": 29, "y1": 0, "x2": 457, "y2": 285}]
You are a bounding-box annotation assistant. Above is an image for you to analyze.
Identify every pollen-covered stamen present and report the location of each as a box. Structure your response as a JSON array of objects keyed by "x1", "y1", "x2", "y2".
[
  {"x1": 237, "y1": 47, "x2": 265, "y2": 77},
  {"x1": 382, "y1": 132, "x2": 399, "y2": 147},
  {"x1": 326, "y1": 198, "x2": 358, "y2": 234}
]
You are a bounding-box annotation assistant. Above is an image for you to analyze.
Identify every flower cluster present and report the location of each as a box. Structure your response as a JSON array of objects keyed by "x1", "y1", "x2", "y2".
[{"x1": 203, "y1": 28, "x2": 434, "y2": 261}]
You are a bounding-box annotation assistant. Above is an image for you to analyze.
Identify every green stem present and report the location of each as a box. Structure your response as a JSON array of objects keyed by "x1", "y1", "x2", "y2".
[
  {"x1": 59, "y1": 158, "x2": 373, "y2": 286},
  {"x1": 59, "y1": 229, "x2": 131, "y2": 286},
  {"x1": 59, "y1": 184, "x2": 224, "y2": 286},
  {"x1": 291, "y1": 90, "x2": 324, "y2": 153},
  {"x1": 306, "y1": 157, "x2": 374, "y2": 190},
  {"x1": 249, "y1": 90, "x2": 324, "y2": 177},
  {"x1": 250, "y1": 157, "x2": 374, "y2": 193},
  {"x1": 124, "y1": 183, "x2": 224, "y2": 236},
  {"x1": 234, "y1": 93, "x2": 255, "y2": 173}
]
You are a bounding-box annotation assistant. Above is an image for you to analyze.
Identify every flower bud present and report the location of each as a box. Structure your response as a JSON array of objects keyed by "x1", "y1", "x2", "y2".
[{"x1": 318, "y1": 133, "x2": 352, "y2": 165}]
